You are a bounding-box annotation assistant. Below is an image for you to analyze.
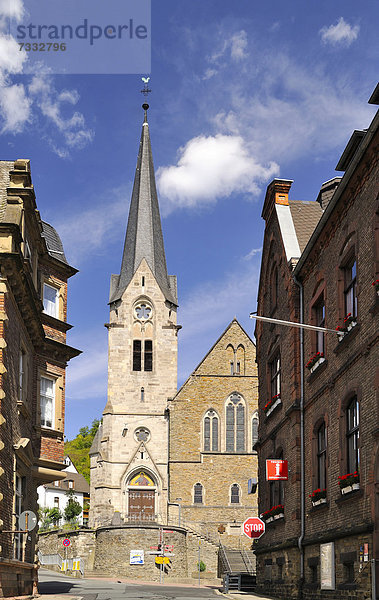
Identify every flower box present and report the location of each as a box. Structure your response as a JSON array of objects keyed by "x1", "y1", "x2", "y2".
[
  {"x1": 264, "y1": 394, "x2": 281, "y2": 417},
  {"x1": 309, "y1": 488, "x2": 327, "y2": 504},
  {"x1": 306, "y1": 352, "x2": 324, "y2": 372},
  {"x1": 338, "y1": 471, "x2": 359, "y2": 494},
  {"x1": 262, "y1": 504, "x2": 284, "y2": 522},
  {"x1": 312, "y1": 498, "x2": 327, "y2": 506}
]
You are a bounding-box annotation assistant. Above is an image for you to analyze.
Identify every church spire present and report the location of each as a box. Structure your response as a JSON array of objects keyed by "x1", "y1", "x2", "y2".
[{"x1": 109, "y1": 104, "x2": 177, "y2": 306}]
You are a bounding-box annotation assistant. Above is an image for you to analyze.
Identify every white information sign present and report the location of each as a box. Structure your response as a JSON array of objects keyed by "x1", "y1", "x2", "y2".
[
  {"x1": 130, "y1": 550, "x2": 144, "y2": 565},
  {"x1": 320, "y1": 542, "x2": 335, "y2": 590}
]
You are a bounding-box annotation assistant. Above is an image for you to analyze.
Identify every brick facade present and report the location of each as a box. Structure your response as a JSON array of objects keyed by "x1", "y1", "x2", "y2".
[
  {"x1": 255, "y1": 103, "x2": 378, "y2": 599},
  {"x1": 0, "y1": 159, "x2": 80, "y2": 597}
]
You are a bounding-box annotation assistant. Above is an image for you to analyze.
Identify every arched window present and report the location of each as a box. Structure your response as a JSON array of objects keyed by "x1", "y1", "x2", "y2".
[
  {"x1": 194, "y1": 483, "x2": 203, "y2": 504},
  {"x1": 203, "y1": 410, "x2": 219, "y2": 451},
  {"x1": 344, "y1": 258, "x2": 357, "y2": 318},
  {"x1": 226, "y1": 393, "x2": 245, "y2": 452},
  {"x1": 231, "y1": 483, "x2": 240, "y2": 504},
  {"x1": 347, "y1": 398, "x2": 359, "y2": 472},
  {"x1": 317, "y1": 422, "x2": 327, "y2": 489},
  {"x1": 252, "y1": 413, "x2": 259, "y2": 451}
]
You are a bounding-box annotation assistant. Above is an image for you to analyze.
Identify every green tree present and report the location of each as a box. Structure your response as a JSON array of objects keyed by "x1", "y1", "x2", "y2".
[
  {"x1": 39, "y1": 507, "x2": 62, "y2": 531},
  {"x1": 64, "y1": 489, "x2": 82, "y2": 523},
  {"x1": 64, "y1": 418, "x2": 100, "y2": 482}
]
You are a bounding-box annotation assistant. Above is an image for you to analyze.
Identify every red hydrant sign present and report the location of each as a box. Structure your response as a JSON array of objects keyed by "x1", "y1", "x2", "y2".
[{"x1": 243, "y1": 517, "x2": 265, "y2": 539}]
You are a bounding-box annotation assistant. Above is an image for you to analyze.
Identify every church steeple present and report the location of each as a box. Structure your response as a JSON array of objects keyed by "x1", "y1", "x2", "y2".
[{"x1": 110, "y1": 103, "x2": 177, "y2": 305}]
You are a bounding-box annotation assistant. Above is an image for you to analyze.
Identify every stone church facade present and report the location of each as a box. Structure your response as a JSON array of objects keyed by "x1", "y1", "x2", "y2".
[{"x1": 88, "y1": 106, "x2": 259, "y2": 573}]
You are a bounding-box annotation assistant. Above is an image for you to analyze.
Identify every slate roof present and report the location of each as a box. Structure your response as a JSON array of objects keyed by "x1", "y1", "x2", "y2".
[
  {"x1": 45, "y1": 471, "x2": 90, "y2": 493},
  {"x1": 109, "y1": 112, "x2": 177, "y2": 305},
  {"x1": 89, "y1": 423, "x2": 102, "y2": 456},
  {"x1": 41, "y1": 221, "x2": 69, "y2": 265},
  {"x1": 288, "y1": 200, "x2": 323, "y2": 253}
]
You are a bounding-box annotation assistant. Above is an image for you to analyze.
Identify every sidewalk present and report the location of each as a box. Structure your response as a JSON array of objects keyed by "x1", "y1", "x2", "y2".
[{"x1": 220, "y1": 591, "x2": 276, "y2": 600}]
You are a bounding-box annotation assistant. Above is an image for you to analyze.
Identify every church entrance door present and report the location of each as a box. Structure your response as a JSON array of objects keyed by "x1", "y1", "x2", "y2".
[{"x1": 128, "y1": 490, "x2": 155, "y2": 521}]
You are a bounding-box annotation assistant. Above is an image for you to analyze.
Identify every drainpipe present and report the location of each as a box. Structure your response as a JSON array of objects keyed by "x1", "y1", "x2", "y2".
[{"x1": 293, "y1": 274, "x2": 305, "y2": 597}]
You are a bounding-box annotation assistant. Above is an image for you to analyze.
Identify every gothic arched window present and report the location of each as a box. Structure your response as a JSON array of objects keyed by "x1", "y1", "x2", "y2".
[
  {"x1": 194, "y1": 483, "x2": 203, "y2": 504},
  {"x1": 231, "y1": 483, "x2": 240, "y2": 504},
  {"x1": 204, "y1": 410, "x2": 219, "y2": 452},
  {"x1": 226, "y1": 393, "x2": 245, "y2": 452}
]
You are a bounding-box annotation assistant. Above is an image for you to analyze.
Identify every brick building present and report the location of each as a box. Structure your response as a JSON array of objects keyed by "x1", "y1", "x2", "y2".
[
  {"x1": 169, "y1": 318, "x2": 259, "y2": 548},
  {"x1": 0, "y1": 160, "x2": 80, "y2": 596},
  {"x1": 254, "y1": 93, "x2": 378, "y2": 599}
]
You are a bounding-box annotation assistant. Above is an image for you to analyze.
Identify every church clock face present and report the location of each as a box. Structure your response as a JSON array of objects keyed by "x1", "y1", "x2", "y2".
[{"x1": 134, "y1": 302, "x2": 152, "y2": 321}]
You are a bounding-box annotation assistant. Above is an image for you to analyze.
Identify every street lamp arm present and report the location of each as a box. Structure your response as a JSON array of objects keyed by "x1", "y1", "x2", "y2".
[{"x1": 249, "y1": 313, "x2": 339, "y2": 335}]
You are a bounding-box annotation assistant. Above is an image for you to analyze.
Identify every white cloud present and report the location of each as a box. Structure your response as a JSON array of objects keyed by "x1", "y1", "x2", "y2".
[
  {"x1": 52, "y1": 186, "x2": 129, "y2": 264},
  {"x1": 320, "y1": 17, "x2": 359, "y2": 47},
  {"x1": 0, "y1": 82, "x2": 31, "y2": 132},
  {"x1": 66, "y1": 345, "x2": 107, "y2": 401},
  {"x1": 28, "y1": 75, "x2": 94, "y2": 154},
  {"x1": 0, "y1": 0, "x2": 24, "y2": 22},
  {"x1": 230, "y1": 30, "x2": 248, "y2": 61},
  {"x1": 157, "y1": 134, "x2": 279, "y2": 214},
  {"x1": 243, "y1": 247, "x2": 262, "y2": 261}
]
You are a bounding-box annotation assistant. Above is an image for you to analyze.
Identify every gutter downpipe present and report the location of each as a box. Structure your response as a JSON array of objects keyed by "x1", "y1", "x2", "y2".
[{"x1": 294, "y1": 273, "x2": 305, "y2": 599}]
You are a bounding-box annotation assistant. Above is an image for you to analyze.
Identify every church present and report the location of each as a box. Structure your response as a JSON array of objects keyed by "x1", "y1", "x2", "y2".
[{"x1": 88, "y1": 103, "x2": 259, "y2": 575}]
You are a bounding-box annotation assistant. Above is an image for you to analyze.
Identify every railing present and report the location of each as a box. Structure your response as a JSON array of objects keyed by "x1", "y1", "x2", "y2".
[
  {"x1": 219, "y1": 543, "x2": 232, "y2": 574},
  {"x1": 241, "y1": 548, "x2": 254, "y2": 574},
  {"x1": 125, "y1": 513, "x2": 158, "y2": 523},
  {"x1": 38, "y1": 552, "x2": 62, "y2": 568},
  {"x1": 38, "y1": 552, "x2": 84, "y2": 575}
]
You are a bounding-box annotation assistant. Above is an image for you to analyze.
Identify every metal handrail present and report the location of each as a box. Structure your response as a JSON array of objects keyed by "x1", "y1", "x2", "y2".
[{"x1": 219, "y1": 543, "x2": 232, "y2": 574}]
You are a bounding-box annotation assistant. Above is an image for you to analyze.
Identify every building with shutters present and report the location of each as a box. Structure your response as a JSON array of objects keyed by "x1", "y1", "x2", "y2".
[
  {"x1": 254, "y1": 89, "x2": 378, "y2": 599},
  {"x1": 0, "y1": 160, "x2": 80, "y2": 596}
]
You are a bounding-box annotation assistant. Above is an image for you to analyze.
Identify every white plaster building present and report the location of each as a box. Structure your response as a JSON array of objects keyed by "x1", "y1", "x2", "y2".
[{"x1": 37, "y1": 456, "x2": 90, "y2": 526}]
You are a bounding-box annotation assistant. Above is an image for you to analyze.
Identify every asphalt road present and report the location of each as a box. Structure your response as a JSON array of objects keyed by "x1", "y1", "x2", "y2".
[{"x1": 38, "y1": 568, "x2": 221, "y2": 600}]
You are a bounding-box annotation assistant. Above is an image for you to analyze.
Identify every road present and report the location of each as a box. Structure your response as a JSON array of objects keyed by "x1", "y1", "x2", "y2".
[{"x1": 38, "y1": 568, "x2": 222, "y2": 600}]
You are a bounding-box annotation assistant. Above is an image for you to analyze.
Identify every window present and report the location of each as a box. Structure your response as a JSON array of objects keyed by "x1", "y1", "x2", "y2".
[
  {"x1": 315, "y1": 295, "x2": 325, "y2": 354},
  {"x1": 144, "y1": 340, "x2": 153, "y2": 371},
  {"x1": 252, "y1": 414, "x2": 259, "y2": 451},
  {"x1": 54, "y1": 480, "x2": 60, "y2": 487},
  {"x1": 317, "y1": 423, "x2": 327, "y2": 489},
  {"x1": 203, "y1": 410, "x2": 219, "y2": 452},
  {"x1": 54, "y1": 497, "x2": 59, "y2": 508},
  {"x1": 19, "y1": 349, "x2": 26, "y2": 402},
  {"x1": 230, "y1": 361, "x2": 234, "y2": 375},
  {"x1": 347, "y1": 398, "x2": 359, "y2": 472},
  {"x1": 14, "y1": 473, "x2": 25, "y2": 560},
  {"x1": 269, "y1": 452, "x2": 285, "y2": 507},
  {"x1": 270, "y1": 354, "x2": 281, "y2": 398},
  {"x1": 141, "y1": 387, "x2": 145, "y2": 402},
  {"x1": 226, "y1": 393, "x2": 245, "y2": 452},
  {"x1": 344, "y1": 562, "x2": 355, "y2": 584},
  {"x1": 43, "y1": 283, "x2": 59, "y2": 318},
  {"x1": 133, "y1": 340, "x2": 153, "y2": 371},
  {"x1": 231, "y1": 483, "x2": 240, "y2": 504},
  {"x1": 194, "y1": 483, "x2": 203, "y2": 504},
  {"x1": 236, "y1": 361, "x2": 240, "y2": 374},
  {"x1": 40, "y1": 376, "x2": 55, "y2": 428},
  {"x1": 68, "y1": 480, "x2": 74, "y2": 489},
  {"x1": 344, "y1": 259, "x2": 357, "y2": 318}
]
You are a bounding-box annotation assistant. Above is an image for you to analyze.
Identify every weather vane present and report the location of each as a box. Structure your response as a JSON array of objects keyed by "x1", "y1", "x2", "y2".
[{"x1": 141, "y1": 76, "x2": 151, "y2": 98}]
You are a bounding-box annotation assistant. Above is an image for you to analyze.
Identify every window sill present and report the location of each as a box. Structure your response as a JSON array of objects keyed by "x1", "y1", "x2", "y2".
[
  {"x1": 335, "y1": 488, "x2": 363, "y2": 504},
  {"x1": 334, "y1": 323, "x2": 360, "y2": 354},
  {"x1": 42, "y1": 312, "x2": 72, "y2": 332},
  {"x1": 265, "y1": 514, "x2": 284, "y2": 525},
  {"x1": 17, "y1": 400, "x2": 31, "y2": 418},
  {"x1": 307, "y1": 358, "x2": 328, "y2": 382},
  {"x1": 40, "y1": 426, "x2": 64, "y2": 438}
]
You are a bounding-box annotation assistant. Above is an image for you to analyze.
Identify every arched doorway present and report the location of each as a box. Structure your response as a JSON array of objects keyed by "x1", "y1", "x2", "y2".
[{"x1": 127, "y1": 470, "x2": 156, "y2": 522}]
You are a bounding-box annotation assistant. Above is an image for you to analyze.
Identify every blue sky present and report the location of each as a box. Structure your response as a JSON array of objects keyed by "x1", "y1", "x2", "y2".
[{"x1": 1, "y1": 0, "x2": 377, "y2": 439}]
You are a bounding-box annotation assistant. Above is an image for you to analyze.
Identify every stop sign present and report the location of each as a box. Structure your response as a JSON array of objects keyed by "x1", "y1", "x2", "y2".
[{"x1": 243, "y1": 517, "x2": 265, "y2": 539}]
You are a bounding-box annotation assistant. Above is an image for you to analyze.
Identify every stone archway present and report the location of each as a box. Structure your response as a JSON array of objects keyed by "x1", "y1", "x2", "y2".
[{"x1": 126, "y1": 470, "x2": 157, "y2": 523}]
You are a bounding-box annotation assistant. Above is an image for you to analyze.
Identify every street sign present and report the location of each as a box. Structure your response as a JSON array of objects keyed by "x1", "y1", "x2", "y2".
[
  {"x1": 63, "y1": 538, "x2": 71, "y2": 547},
  {"x1": 243, "y1": 517, "x2": 265, "y2": 539},
  {"x1": 155, "y1": 556, "x2": 170, "y2": 564},
  {"x1": 266, "y1": 459, "x2": 288, "y2": 481},
  {"x1": 19, "y1": 510, "x2": 37, "y2": 531}
]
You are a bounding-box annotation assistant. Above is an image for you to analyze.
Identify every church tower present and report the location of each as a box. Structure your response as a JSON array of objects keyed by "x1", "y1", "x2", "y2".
[{"x1": 90, "y1": 104, "x2": 179, "y2": 527}]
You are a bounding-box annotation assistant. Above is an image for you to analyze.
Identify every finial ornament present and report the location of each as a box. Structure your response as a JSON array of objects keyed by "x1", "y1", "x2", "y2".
[{"x1": 141, "y1": 76, "x2": 151, "y2": 98}]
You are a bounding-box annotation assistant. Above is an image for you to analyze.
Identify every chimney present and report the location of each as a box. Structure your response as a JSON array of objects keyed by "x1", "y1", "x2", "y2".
[
  {"x1": 316, "y1": 177, "x2": 342, "y2": 211},
  {"x1": 261, "y1": 179, "x2": 293, "y2": 221}
]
